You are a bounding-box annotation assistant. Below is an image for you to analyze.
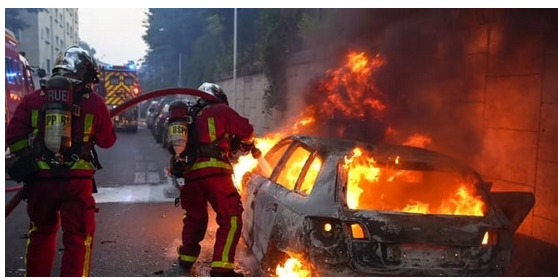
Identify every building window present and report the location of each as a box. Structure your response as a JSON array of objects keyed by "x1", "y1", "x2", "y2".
[
  {"x1": 46, "y1": 59, "x2": 51, "y2": 73},
  {"x1": 45, "y1": 27, "x2": 50, "y2": 44},
  {"x1": 55, "y1": 36, "x2": 59, "y2": 47}
]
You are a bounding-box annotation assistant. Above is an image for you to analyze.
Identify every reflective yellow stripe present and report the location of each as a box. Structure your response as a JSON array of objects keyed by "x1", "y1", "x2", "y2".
[
  {"x1": 189, "y1": 118, "x2": 231, "y2": 171},
  {"x1": 9, "y1": 139, "x2": 29, "y2": 153},
  {"x1": 37, "y1": 159, "x2": 94, "y2": 170},
  {"x1": 211, "y1": 261, "x2": 235, "y2": 269},
  {"x1": 37, "y1": 161, "x2": 50, "y2": 169},
  {"x1": 179, "y1": 254, "x2": 198, "y2": 263},
  {"x1": 221, "y1": 216, "x2": 238, "y2": 263},
  {"x1": 83, "y1": 235, "x2": 93, "y2": 276},
  {"x1": 70, "y1": 160, "x2": 95, "y2": 170},
  {"x1": 190, "y1": 158, "x2": 231, "y2": 171},
  {"x1": 31, "y1": 109, "x2": 38, "y2": 127},
  {"x1": 178, "y1": 212, "x2": 198, "y2": 264},
  {"x1": 24, "y1": 222, "x2": 39, "y2": 277},
  {"x1": 83, "y1": 114, "x2": 94, "y2": 142},
  {"x1": 31, "y1": 109, "x2": 38, "y2": 136},
  {"x1": 208, "y1": 117, "x2": 216, "y2": 141}
]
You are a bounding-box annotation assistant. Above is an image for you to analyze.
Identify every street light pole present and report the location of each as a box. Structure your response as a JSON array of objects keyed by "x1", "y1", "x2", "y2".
[
  {"x1": 178, "y1": 52, "x2": 183, "y2": 87},
  {"x1": 158, "y1": 28, "x2": 183, "y2": 87}
]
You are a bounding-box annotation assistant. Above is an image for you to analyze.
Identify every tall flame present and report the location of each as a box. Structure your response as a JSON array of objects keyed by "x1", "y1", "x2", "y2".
[
  {"x1": 230, "y1": 50, "x2": 488, "y2": 277},
  {"x1": 292, "y1": 51, "x2": 387, "y2": 141},
  {"x1": 233, "y1": 52, "x2": 485, "y2": 218},
  {"x1": 234, "y1": 51, "x2": 388, "y2": 190}
]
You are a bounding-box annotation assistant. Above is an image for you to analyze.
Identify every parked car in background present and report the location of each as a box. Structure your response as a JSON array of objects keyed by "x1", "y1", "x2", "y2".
[
  {"x1": 153, "y1": 103, "x2": 170, "y2": 144},
  {"x1": 149, "y1": 96, "x2": 175, "y2": 137},
  {"x1": 240, "y1": 135, "x2": 534, "y2": 276},
  {"x1": 145, "y1": 100, "x2": 159, "y2": 130}
]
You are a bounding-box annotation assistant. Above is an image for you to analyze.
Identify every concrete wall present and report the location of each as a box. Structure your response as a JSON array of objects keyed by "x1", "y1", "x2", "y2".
[
  {"x1": 218, "y1": 74, "x2": 284, "y2": 136},
  {"x1": 470, "y1": 13, "x2": 558, "y2": 244},
  {"x1": 219, "y1": 11, "x2": 558, "y2": 245}
]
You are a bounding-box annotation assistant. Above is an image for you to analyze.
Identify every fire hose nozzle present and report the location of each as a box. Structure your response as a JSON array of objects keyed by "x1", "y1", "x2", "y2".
[{"x1": 251, "y1": 146, "x2": 262, "y2": 159}]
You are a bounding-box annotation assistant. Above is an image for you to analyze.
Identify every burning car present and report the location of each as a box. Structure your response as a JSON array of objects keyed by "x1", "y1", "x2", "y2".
[{"x1": 239, "y1": 135, "x2": 534, "y2": 276}]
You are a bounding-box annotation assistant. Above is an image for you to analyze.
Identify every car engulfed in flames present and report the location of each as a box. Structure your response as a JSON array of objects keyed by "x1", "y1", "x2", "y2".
[
  {"x1": 238, "y1": 135, "x2": 534, "y2": 276},
  {"x1": 230, "y1": 49, "x2": 534, "y2": 276}
]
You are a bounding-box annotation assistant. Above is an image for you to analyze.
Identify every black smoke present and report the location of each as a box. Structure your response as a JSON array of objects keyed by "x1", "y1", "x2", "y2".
[{"x1": 294, "y1": 9, "x2": 557, "y2": 165}]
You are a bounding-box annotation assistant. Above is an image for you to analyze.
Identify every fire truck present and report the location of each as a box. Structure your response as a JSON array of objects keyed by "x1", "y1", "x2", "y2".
[
  {"x1": 5, "y1": 28, "x2": 44, "y2": 128},
  {"x1": 98, "y1": 62, "x2": 140, "y2": 132}
]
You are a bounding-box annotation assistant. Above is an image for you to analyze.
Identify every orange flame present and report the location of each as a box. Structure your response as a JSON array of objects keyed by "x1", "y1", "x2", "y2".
[
  {"x1": 232, "y1": 132, "x2": 285, "y2": 190},
  {"x1": 233, "y1": 51, "x2": 389, "y2": 190},
  {"x1": 403, "y1": 133, "x2": 432, "y2": 148},
  {"x1": 276, "y1": 258, "x2": 311, "y2": 277},
  {"x1": 232, "y1": 51, "x2": 484, "y2": 218},
  {"x1": 294, "y1": 51, "x2": 387, "y2": 138},
  {"x1": 343, "y1": 147, "x2": 485, "y2": 216}
]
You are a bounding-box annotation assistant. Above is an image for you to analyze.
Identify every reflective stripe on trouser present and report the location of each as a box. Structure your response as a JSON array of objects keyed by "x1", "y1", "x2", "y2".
[
  {"x1": 179, "y1": 175, "x2": 243, "y2": 271},
  {"x1": 25, "y1": 178, "x2": 96, "y2": 277}
]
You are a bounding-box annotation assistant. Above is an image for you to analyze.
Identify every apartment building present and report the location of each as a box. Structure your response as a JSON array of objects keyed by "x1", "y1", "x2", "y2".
[{"x1": 17, "y1": 8, "x2": 80, "y2": 74}]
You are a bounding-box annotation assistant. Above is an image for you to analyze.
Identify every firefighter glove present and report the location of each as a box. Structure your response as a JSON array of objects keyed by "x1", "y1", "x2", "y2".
[
  {"x1": 169, "y1": 156, "x2": 187, "y2": 177},
  {"x1": 6, "y1": 149, "x2": 39, "y2": 183}
]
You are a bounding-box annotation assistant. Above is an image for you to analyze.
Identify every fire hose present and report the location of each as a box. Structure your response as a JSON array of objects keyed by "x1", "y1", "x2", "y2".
[{"x1": 5, "y1": 87, "x2": 223, "y2": 219}]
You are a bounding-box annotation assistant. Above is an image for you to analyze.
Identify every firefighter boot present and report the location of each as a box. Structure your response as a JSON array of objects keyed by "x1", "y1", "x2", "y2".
[
  {"x1": 178, "y1": 258, "x2": 194, "y2": 270},
  {"x1": 176, "y1": 245, "x2": 194, "y2": 270}
]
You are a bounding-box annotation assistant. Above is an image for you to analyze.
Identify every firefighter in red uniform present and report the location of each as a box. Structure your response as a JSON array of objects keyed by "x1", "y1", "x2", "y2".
[
  {"x1": 6, "y1": 46, "x2": 116, "y2": 277},
  {"x1": 173, "y1": 82, "x2": 257, "y2": 277}
]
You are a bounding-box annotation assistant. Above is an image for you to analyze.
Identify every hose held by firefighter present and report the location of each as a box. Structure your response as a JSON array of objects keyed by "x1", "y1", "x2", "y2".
[
  {"x1": 5, "y1": 46, "x2": 117, "y2": 277},
  {"x1": 167, "y1": 82, "x2": 259, "y2": 277}
]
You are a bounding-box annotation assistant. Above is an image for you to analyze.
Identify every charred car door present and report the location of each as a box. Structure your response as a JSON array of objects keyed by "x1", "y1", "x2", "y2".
[{"x1": 246, "y1": 140, "x2": 292, "y2": 261}]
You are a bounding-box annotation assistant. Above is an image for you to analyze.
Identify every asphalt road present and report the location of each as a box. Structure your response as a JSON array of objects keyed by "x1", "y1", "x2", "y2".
[{"x1": 4, "y1": 121, "x2": 558, "y2": 277}]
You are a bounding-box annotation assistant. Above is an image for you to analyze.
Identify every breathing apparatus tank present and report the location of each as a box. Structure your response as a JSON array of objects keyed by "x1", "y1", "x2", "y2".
[
  {"x1": 43, "y1": 75, "x2": 74, "y2": 157},
  {"x1": 168, "y1": 100, "x2": 191, "y2": 156}
]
